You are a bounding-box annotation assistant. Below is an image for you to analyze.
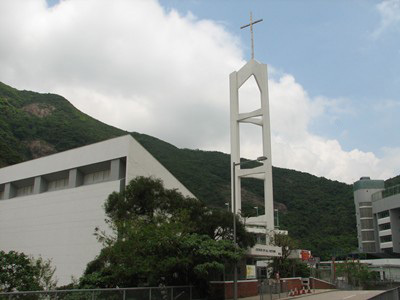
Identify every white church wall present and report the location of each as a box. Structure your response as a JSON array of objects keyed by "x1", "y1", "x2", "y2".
[
  {"x1": 0, "y1": 135, "x2": 131, "y2": 185},
  {"x1": 0, "y1": 134, "x2": 196, "y2": 286},
  {"x1": 0, "y1": 180, "x2": 120, "y2": 285},
  {"x1": 126, "y1": 137, "x2": 195, "y2": 198}
]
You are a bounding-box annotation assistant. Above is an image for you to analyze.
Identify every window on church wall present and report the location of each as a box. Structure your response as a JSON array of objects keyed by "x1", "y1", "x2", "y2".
[
  {"x1": 83, "y1": 169, "x2": 110, "y2": 185},
  {"x1": 48, "y1": 178, "x2": 69, "y2": 191},
  {"x1": 16, "y1": 185, "x2": 33, "y2": 197},
  {"x1": 359, "y1": 207, "x2": 373, "y2": 218}
]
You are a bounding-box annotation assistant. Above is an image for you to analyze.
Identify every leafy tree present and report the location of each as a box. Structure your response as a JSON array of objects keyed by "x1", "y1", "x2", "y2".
[
  {"x1": 269, "y1": 234, "x2": 310, "y2": 278},
  {"x1": 80, "y1": 176, "x2": 254, "y2": 290},
  {"x1": 336, "y1": 261, "x2": 379, "y2": 289},
  {"x1": 0, "y1": 251, "x2": 57, "y2": 292}
]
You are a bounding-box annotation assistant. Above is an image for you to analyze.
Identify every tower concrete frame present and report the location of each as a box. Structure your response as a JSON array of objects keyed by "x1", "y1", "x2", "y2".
[{"x1": 230, "y1": 59, "x2": 274, "y2": 230}]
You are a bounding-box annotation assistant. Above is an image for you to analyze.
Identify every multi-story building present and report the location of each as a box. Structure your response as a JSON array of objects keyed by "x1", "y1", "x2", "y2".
[
  {"x1": 354, "y1": 177, "x2": 400, "y2": 254},
  {"x1": 0, "y1": 135, "x2": 194, "y2": 285}
]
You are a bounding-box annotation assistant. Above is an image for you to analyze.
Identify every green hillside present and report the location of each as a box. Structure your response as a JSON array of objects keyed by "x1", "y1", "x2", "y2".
[
  {"x1": 1, "y1": 81, "x2": 398, "y2": 259},
  {"x1": 0, "y1": 81, "x2": 126, "y2": 167}
]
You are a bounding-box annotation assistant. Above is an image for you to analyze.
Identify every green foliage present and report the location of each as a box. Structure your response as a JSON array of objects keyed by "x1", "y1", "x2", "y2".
[
  {"x1": 268, "y1": 234, "x2": 310, "y2": 278},
  {"x1": 0, "y1": 251, "x2": 57, "y2": 292},
  {"x1": 0, "y1": 81, "x2": 126, "y2": 167},
  {"x1": 2, "y1": 81, "x2": 398, "y2": 261},
  {"x1": 133, "y1": 132, "x2": 359, "y2": 259},
  {"x1": 336, "y1": 261, "x2": 379, "y2": 289},
  {"x1": 80, "y1": 177, "x2": 251, "y2": 290}
]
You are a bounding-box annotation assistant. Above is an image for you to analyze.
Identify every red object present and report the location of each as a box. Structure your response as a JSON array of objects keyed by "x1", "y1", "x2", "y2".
[{"x1": 301, "y1": 250, "x2": 312, "y2": 261}]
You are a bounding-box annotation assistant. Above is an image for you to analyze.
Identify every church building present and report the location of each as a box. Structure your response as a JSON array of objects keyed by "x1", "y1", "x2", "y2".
[{"x1": 0, "y1": 135, "x2": 194, "y2": 285}]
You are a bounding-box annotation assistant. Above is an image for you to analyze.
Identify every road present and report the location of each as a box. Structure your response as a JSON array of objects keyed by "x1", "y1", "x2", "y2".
[{"x1": 297, "y1": 290, "x2": 384, "y2": 300}]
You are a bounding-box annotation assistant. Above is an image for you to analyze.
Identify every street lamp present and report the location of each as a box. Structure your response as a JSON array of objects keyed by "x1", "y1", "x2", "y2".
[
  {"x1": 274, "y1": 208, "x2": 279, "y2": 229},
  {"x1": 254, "y1": 206, "x2": 259, "y2": 217},
  {"x1": 232, "y1": 155, "x2": 267, "y2": 300}
]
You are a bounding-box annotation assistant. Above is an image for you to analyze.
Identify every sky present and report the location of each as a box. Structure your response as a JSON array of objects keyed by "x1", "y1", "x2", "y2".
[{"x1": 0, "y1": 0, "x2": 399, "y2": 184}]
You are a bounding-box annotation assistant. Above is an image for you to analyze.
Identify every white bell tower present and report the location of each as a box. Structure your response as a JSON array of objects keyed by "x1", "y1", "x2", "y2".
[{"x1": 230, "y1": 59, "x2": 274, "y2": 230}]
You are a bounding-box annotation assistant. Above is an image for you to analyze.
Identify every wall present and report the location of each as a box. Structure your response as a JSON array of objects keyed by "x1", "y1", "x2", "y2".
[
  {"x1": 0, "y1": 180, "x2": 121, "y2": 285},
  {"x1": 0, "y1": 135, "x2": 196, "y2": 286},
  {"x1": 209, "y1": 280, "x2": 259, "y2": 300},
  {"x1": 126, "y1": 137, "x2": 194, "y2": 197},
  {"x1": 280, "y1": 278, "x2": 302, "y2": 291},
  {"x1": 310, "y1": 277, "x2": 336, "y2": 289}
]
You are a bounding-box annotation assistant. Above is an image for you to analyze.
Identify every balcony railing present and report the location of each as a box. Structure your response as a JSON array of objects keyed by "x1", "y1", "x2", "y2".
[{"x1": 372, "y1": 184, "x2": 400, "y2": 202}]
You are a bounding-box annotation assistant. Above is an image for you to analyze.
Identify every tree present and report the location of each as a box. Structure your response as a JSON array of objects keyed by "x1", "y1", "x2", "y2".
[
  {"x1": 336, "y1": 261, "x2": 379, "y2": 289},
  {"x1": 269, "y1": 234, "x2": 310, "y2": 278},
  {"x1": 0, "y1": 251, "x2": 57, "y2": 292},
  {"x1": 80, "y1": 176, "x2": 254, "y2": 289}
]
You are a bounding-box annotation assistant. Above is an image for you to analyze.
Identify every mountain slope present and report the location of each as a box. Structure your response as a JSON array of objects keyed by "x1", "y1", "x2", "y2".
[
  {"x1": 0, "y1": 81, "x2": 126, "y2": 167},
  {"x1": 2, "y1": 81, "x2": 398, "y2": 259}
]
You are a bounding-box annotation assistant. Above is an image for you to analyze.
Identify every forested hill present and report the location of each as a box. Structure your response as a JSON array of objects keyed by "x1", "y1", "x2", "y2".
[{"x1": 1, "y1": 81, "x2": 399, "y2": 259}]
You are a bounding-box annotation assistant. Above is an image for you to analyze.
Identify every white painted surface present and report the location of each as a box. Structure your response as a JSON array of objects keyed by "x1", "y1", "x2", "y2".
[
  {"x1": 126, "y1": 136, "x2": 194, "y2": 198},
  {"x1": 0, "y1": 135, "x2": 195, "y2": 285},
  {"x1": 0, "y1": 180, "x2": 119, "y2": 285},
  {"x1": 229, "y1": 59, "x2": 274, "y2": 230}
]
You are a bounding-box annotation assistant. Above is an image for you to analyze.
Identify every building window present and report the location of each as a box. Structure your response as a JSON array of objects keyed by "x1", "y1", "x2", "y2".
[
  {"x1": 16, "y1": 185, "x2": 33, "y2": 197},
  {"x1": 360, "y1": 207, "x2": 373, "y2": 218},
  {"x1": 378, "y1": 211, "x2": 390, "y2": 219},
  {"x1": 48, "y1": 178, "x2": 69, "y2": 191},
  {"x1": 361, "y1": 231, "x2": 375, "y2": 241},
  {"x1": 379, "y1": 223, "x2": 391, "y2": 231},
  {"x1": 360, "y1": 219, "x2": 374, "y2": 229},
  {"x1": 380, "y1": 235, "x2": 392, "y2": 243},
  {"x1": 0, "y1": 190, "x2": 3, "y2": 200},
  {"x1": 83, "y1": 169, "x2": 110, "y2": 185}
]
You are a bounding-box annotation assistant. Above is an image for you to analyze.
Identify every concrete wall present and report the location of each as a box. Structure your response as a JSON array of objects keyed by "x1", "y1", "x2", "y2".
[
  {"x1": 209, "y1": 280, "x2": 259, "y2": 300},
  {"x1": 373, "y1": 194, "x2": 400, "y2": 253},
  {"x1": 126, "y1": 137, "x2": 194, "y2": 198},
  {"x1": 0, "y1": 135, "x2": 195, "y2": 286},
  {"x1": 0, "y1": 180, "x2": 120, "y2": 285},
  {"x1": 354, "y1": 178, "x2": 384, "y2": 253}
]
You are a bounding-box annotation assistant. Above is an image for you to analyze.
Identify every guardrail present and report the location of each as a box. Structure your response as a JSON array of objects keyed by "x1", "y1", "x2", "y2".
[
  {"x1": 0, "y1": 286, "x2": 203, "y2": 300},
  {"x1": 368, "y1": 287, "x2": 400, "y2": 300}
]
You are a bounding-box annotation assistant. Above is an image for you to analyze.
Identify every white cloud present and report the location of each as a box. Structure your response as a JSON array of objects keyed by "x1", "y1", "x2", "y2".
[
  {"x1": 371, "y1": 0, "x2": 400, "y2": 39},
  {"x1": 0, "y1": 0, "x2": 399, "y2": 184}
]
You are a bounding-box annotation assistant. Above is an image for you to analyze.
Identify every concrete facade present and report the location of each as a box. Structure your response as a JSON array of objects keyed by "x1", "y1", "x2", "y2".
[
  {"x1": 0, "y1": 135, "x2": 194, "y2": 285},
  {"x1": 354, "y1": 177, "x2": 400, "y2": 254},
  {"x1": 229, "y1": 59, "x2": 274, "y2": 230}
]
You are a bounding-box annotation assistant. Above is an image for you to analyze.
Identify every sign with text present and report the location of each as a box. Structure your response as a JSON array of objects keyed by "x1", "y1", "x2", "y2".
[
  {"x1": 246, "y1": 265, "x2": 256, "y2": 279},
  {"x1": 248, "y1": 244, "x2": 282, "y2": 257}
]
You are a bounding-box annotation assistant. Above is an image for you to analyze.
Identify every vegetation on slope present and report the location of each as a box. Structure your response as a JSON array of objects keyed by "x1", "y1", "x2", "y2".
[
  {"x1": 0, "y1": 81, "x2": 125, "y2": 167},
  {"x1": 2, "y1": 81, "x2": 398, "y2": 259},
  {"x1": 131, "y1": 132, "x2": 358, "y2": 258}
]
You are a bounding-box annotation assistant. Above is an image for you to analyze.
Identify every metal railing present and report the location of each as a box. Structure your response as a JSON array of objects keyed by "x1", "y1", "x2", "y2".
[
  {"x1": 259, "y1": 281, "x2": 289, "y2": 300},
  {"x1": 372, "y1": 184, "x2": 400, "y2": 202},
  {"x1": 0, "y1": 286, "x2": 204, "y2": 300}
]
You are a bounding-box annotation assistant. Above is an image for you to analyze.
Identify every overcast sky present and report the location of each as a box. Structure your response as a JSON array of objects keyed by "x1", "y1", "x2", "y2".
[{"x1": 0, "y1": 0, "x2": 399, "y2": 184}]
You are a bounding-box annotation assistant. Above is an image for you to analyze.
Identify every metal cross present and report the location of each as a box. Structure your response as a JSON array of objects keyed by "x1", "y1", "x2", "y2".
[{"x1": 240, "y1": 12, "x2": 263, "y2": 60}]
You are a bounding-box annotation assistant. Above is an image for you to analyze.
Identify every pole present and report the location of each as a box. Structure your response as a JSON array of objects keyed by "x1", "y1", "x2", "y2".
[
  {"x1": 276, "y1": 209, "x2": 279, "y2": 228},
  {"x1": 233, "y1": 161, "x2": 238, "y2": 300}
]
